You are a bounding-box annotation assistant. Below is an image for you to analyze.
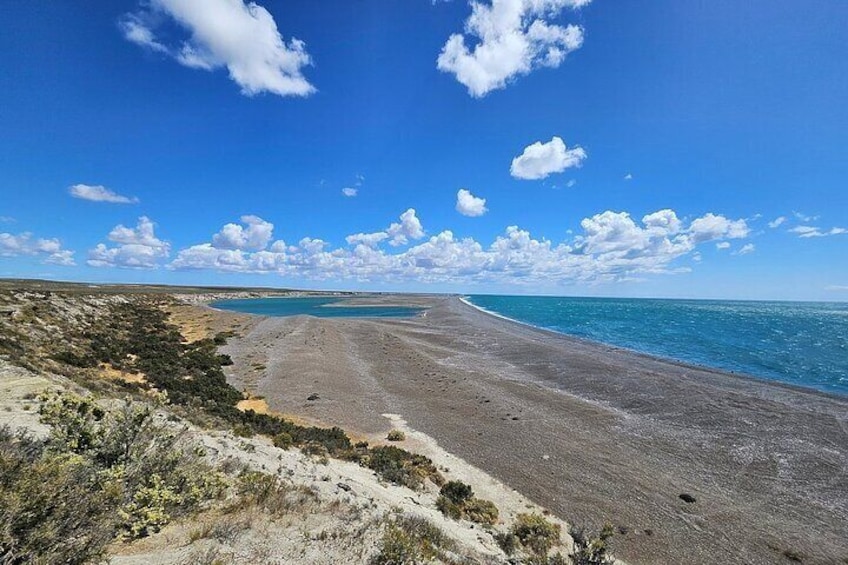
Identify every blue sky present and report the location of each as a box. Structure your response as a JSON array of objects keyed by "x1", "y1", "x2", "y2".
[{"x1": 1, "y1": 0, "x2": 846, "y2": 300}]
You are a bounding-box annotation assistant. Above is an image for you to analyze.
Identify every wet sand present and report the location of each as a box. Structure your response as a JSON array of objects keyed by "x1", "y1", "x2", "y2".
[{"x1": 220, "y1": 294, "x2": 848, "y2": 564}]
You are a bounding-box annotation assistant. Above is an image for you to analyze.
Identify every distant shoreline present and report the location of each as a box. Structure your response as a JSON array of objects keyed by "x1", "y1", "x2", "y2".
[{"x1": 456, "y1": 294, "x2": 848, "y2": 401}]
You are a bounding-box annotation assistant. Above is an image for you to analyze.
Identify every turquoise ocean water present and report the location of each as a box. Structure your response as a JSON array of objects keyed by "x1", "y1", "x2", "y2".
[
  {"x1": 467, "y1": 295, "x2": 848, "y2": 396},
  {"x1": 212, "y1": 296, "x2": 423, "y2": 319}
]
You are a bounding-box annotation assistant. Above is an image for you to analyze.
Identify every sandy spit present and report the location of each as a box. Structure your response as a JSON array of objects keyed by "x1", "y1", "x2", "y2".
[{"x1": 216, "y1": 294, "x2": 848, "y2": 565}]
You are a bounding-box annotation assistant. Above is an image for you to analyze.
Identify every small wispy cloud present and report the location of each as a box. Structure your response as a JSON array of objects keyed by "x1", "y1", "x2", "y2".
[
  {"x1": 716, "y1": 241, "x2": 730, "y2": 250},
  {"x1": 69, "y1": 184, "x2": 139, "y2": 204},
  {"x1": 0, "y1": 216, "x2": 15, "y2": 224},
  {"x1": 734, "y1": 243, "x2": 755, "y2": 255},
  {"x1": 789, "y1": 225, "x2": 847, "y2": 238},
  {"x1": 793, "y1": 211, "x2": 819, "y2": 223},
  {"x1": 624, "y1": 173, "x2": 633, "y2": 180},
  {"x1": 826, "y1": 285, "x2": 848, "y2": 292},
  {"x1": 768, "y1": 216, "x2": 786, "y2": 228},
  {"x1": 342, "y1": 187, "x2": 358, "y2": 197}
]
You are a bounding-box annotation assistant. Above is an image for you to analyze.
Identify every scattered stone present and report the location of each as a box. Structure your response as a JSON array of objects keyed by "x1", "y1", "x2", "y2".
[
  {"x1": 337, "y1": 482, "x2": 352, "y2": 492},
  {"x1": 679, "y1": 493, "x2": 697, "y2": 504},
  {"x1": 307, "y1": 393, "x2": 320, "y2": 401}
]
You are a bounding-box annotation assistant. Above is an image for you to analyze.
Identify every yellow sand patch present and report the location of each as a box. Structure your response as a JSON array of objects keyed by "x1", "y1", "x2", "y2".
[
  {"x1": 98, "y1": 363, "x2": 147, "y2": 385},
  {"x1": 164, "y1": 306, "x2": 214, "y2": 343},
  {"x1": 162, "y1": 303, "x2": 247, "y2": 344},
  {"x1": 236, "y1": 396, "x2": 334, "y2": 430},
  {"x1": 237, "y1": 398, "x2": 270, "y2": 414}
]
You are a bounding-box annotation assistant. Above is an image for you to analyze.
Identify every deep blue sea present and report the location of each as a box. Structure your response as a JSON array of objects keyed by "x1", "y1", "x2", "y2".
[
  {"x1": 212, "y1": 296, "x2": 423, "y2": 319},
  {"x1": 467, "y1": 295, "x2": 848, "y2": 396}
]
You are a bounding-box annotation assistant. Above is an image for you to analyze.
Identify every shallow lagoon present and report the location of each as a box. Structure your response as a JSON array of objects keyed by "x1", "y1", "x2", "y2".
[{"x1": 211, "y1": 296, "x2": 423, "y2": 319}]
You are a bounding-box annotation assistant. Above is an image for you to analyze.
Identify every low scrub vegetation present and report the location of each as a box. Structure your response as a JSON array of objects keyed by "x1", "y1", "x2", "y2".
[
  {"x1": 512, "y1": 513, "x2": 562, "y2": 557},
  {"x1": 386, "y1": 429, "x2": 406, "y2": 441},
  {"x1": 0, "y1": 391, "x2": 225, "y2": 563},
  {"x1": 370, "y1": 514, "x2": 456, "y2": 565},
  {"x1": 47, "y1": 299, "x2": 445, "y2": 489},
  {"x1": 568, "y1": 524, "x2": 615, "y2": 565},
  {"x1": 435, "y1": 480, "x2": 499, "y2": 525}
]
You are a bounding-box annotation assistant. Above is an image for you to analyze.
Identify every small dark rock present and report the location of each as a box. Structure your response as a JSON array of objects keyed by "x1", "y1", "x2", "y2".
[
  {"x1": 643, "y1": 529, "x2": 653, "y2": 536},
  {"x1": 617, "y1": 525, "x2": 629, "y2": 535},
  {"x1": 307, "y1": 393, "x2": 320, "y2": 401},
  {"x1": 679, "y1": 493, "x2": 697, "y2": 504},
  {"x1": 337, "y1": 483, "x2": 352, "y2": 492}
]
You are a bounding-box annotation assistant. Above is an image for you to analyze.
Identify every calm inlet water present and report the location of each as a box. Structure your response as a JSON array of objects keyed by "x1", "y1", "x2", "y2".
[
  {"x1": 212, "y1": 296, "x2": 423, "y2": 319},
  {"x1": 467, "y1": 295, "x2": 848, "y2": 396}
]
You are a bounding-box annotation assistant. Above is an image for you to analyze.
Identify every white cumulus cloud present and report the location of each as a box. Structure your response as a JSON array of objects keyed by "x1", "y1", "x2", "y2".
[
  {"x1": 121, "y1": 0, "x2": 315, "y2": 97},
  {"x1": 212, "y1": 215, "x2": 274, "y2": 250},
  {"x1": 386, "y1": 209, "x2": 426, "y2": 246},
  {"x1": 437, "y1": 0, "x2": 590, "y2": 97},
  {"x1": 688, "y1": 213, "x2": 749, "y2": 244},
  {"x1": 165, "y1": 208, "x2": 751, "y2": 286},
  {"x1": 510, "y1": 136, "x2": 586, "y2": 180},
  {"x1": 69, "y1": 184, "x2": 139, "y2": 204},
  {"x1": 456, "y1": 189, "x2": 488, "y2": 217},
  {"x1": 0, "y1": 231, "x2": 75, "y2": 266},
  {"x1": 88, "y1": 216, "x2": 170, "y2": 269}
]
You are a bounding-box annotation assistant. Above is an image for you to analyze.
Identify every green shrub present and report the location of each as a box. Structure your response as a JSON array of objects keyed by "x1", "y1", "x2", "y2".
[
  {"x1": 463, "y1": 497, "x2": 499, "y2": 526},
  {"x1": 435, "y1": 495, "x2": 463, "y2": 519},
  {"x1": 568, "y1": 524, "x2": 615, "y2": 565},
  {"x1": 0, "y1": 427, "x2": 119, "y2": 564},
  {"x1": 233, "y1": 471, "x2": 318, "y2": 517},
  {"x1": 30, "y1": 391, "x2": 227, "y2": 543},
  {"x1": 371, "y1": 523, "x2": 423, "y2": 565},
  {"x1": 386, "y1": 429, "x2": 406, "y2": 441},
  {"x1": 366, "y1": 445, "x2": 443, "y2": 489},
  {"x1": 494, "y1": 532, "x2": 518, "y2": 556},
  {"x1": 435, "y1": 480, "x2": 498, "y2": 525},
  {"x1": 273, "y1": 431, "x2": 293, "y2": 449},
  {"x1": 512, "y1": 513, "x2": 561, "y2": 556},
  {"x1": 232, "y1": 423, "x2": 254, "y2": 438},
  {"x1": 440, "y1": 480, "x2": 473, "y2": 505},
  {"x1": 37, "y1": 390, "x2": 105, "y2": 454},
  {"x1": 370, "y1": 515, "x2": 455, "y2": 565}
]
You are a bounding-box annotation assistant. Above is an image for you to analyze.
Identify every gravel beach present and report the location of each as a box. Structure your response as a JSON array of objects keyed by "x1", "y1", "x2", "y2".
[{"x1": 219, "y1": 294, "x2": 848, "y2": 565}]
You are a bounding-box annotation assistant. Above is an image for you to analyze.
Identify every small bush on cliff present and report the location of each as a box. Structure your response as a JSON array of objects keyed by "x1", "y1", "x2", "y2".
[
  {"x1": 370, "y1": 514, "x2": 455, "y2": 565},
  {"x1": 366, "y1": 445, "x2": 443, "y2": 489},
  {"x1": 0, "y1": 427, "x2": 118, "y2": 564},
  {"x1": 435, "y1": 480, "x2": 499, "y2": 525},
  {"x1": 512, "y1": 513, "x2": 561, "y2": 556},
  {"x1": 386, "y1": 429, "x2": 406, "y2": 441},
  {"x1": 1, "y1": 390, "x2": 228, "y2": 550},
  {"x1": 568, "y1": 524, "x2": 615, "y2": 565}
]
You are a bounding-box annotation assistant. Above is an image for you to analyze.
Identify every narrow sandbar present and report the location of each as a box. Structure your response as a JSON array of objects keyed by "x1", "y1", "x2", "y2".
[{"x1": 219, "y1": 294, "x2": 848, "y2": 565}]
